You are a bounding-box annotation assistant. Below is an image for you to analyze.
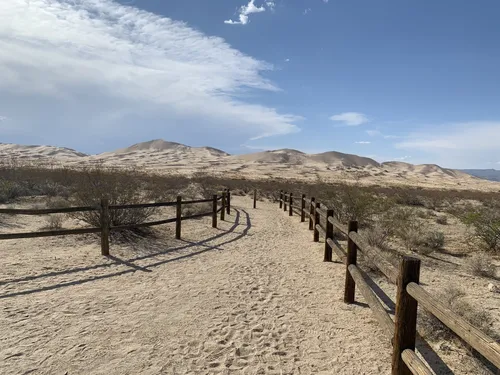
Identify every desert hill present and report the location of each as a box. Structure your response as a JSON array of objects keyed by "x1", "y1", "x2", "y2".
[{"x1": 0, "y1": 139, "x2": 497, "y2": 191}]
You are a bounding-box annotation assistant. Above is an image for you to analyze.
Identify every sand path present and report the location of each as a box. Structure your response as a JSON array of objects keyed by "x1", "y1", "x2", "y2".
[{"x1": 1, "y1": 197, "x2": 392, "y2": 374}]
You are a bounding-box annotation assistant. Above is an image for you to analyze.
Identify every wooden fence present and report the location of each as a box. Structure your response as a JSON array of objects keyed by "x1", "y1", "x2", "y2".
[
  {"x1": 0, "y1": 189, "x2": 233, "y2": 257},
  {"x1": 279, "y1": 190, "x2": 500, "y2": 375}
]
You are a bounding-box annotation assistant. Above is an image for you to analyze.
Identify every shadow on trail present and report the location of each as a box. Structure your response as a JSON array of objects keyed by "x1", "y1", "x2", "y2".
[{"x1": 0, "y1": 209, "x2": 251, "y2": 299}]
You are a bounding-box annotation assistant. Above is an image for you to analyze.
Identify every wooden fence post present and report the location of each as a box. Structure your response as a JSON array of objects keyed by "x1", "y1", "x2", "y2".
[
  {"x1": 284, "y1": 192, "x2": 288, "y2": 212},
  {"x1": 344, "y1": 220, "x2": 358, "y2": 303},
  {"x1": 226, "y1": 189, "x2": 231, "y2": 215},
  {"x1": 289, "y1": 193, "x2": 293, "y2": 216},
  {"x1": 100, "y1": 198, "x2": 110, "y2": 256},
  {"x1": 221, "y1": 192, "x2": 226, "y2": 221},
  {"x1": 392, "y1": 257, "x2": 421, "y2": 375},
  {"x1": 279, "y1": 190, "x2": 283, "y2": 209},
  {"x1": 309, "y1": 197, "x2": 315, "y2": 230},
  {"x1": 324, "y1": 209, "x2": 334, "y2": 262},
  {"x1": 176, "y1": 196, "x2": 182, "y2": 239},
  {"x1": 313, "y1": 202, "x2": 320, "y2": 242},
  {"x1": 253, "y1": 189, "x2": 257, "y2": 209},
  {"x1": 212, "y1": 194, "x2": 218, "y2": 228},
  {"x1": 301, "y1": 194, "x2": 306, "y2": 222}
]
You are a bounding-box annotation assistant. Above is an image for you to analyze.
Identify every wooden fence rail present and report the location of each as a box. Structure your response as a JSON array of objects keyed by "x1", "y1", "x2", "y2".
[
  {"x1": 278, "y1": 191, "x2": 500, "y2": 375},
  {"x1": 0, "y1": 190, "x2": 230, "y2": 257}
]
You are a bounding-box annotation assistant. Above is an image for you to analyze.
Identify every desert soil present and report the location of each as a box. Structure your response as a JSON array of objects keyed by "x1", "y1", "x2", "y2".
[{"x1": 0, "y1": 197, "x2": 496, "y2": 374}]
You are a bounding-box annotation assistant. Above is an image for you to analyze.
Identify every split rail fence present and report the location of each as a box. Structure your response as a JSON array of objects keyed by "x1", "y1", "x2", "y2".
[
  {"x1": 0, "y1": 190, "x2": 233, "y2": 256},
  {"x1": 280, "y1": 190, "x2": 500, "y2": 375}
]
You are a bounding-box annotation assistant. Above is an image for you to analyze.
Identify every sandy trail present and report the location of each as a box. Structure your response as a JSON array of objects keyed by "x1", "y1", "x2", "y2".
[{"x1": 1, "y1": 197, "x2": 392, "y2": 375}]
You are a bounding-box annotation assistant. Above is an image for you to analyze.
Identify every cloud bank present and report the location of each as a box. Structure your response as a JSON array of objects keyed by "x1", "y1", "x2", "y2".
[{"x1": 0, "y1": 0, "x2": 300, "y2": 150}]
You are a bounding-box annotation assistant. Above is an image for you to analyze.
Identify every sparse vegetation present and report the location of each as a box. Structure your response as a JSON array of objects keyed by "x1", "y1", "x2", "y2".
[
  {"x1": 462, "y1": 207, "x2": 500, "y2": 253},
  {"x1": 44, "y1": 214, "x2": 64, "y2": 230},
  {"x1": 436, "y1": 215, "x2": 448, "y2": 225},
  {"x1": 464, "y1": 252, "x2": 496, "y2": 278}
]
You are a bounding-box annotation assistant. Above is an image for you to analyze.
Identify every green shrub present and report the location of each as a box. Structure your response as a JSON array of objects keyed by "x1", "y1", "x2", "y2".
[{"x1": 462, "y1": 208, "x2": 500, "y2": 252}]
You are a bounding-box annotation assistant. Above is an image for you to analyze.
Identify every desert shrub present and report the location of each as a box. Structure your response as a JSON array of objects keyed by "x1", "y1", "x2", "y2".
[
  {"x1": 44, "y1": 214, "x2": 64, "y2": 230},
  {"x1": 0, "y1": 180, "x2": 23, "y2": 203},
  {"x1": 395, "y1": 191, "x2": 425, "y2": 207},
  {"x1": 422, "y1": 231, "x2": 445, "y2": 251},
  {"x1": 416, "y1": 210, "x2": 429, "y2": 219},
  {"x1": 436, "y1": 216, "x2": 448, "y2": 225},
  {"x1": 419, "y1": 285, "x2": 494, "y2": 342},
  {"x1": 69, "y1": 166, "x2": 158, "y2": 228},
  {"x1": 181, "y1": 202, "x2": 212, "y2": 217},
  {"x1": 464, "y1": 253, "x2": 496, "y2": 278},
  {"x1": 364, "y1": 223, "x2": 391, "y2": 251},
  {"x1": 462, "y1": 208, "x2": 500, "y2": 252},
  {"x1": 321, "y1": 184, "x2": 389, "y2": 227}
]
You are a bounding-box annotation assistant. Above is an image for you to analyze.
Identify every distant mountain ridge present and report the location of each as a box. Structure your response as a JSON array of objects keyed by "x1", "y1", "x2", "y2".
[{"x1": 461, "y1": 169, "x2": 500, "y2": 182}]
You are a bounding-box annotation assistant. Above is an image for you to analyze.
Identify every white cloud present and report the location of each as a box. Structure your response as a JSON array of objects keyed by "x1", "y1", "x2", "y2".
[
  {"x1": 285, "y1": 58, "x2": 290, "y2": 62},
  {"x1": 225, "y1": 0, "x2": 266, "y2": 25},
  {"x1": 330, "y1": 112, "x2": 369, "y2": 126},
  {"x1": 0, "y1": 0, "x2": 300, "y2": 148},
  {"x1": 266, "y1": 1, "x2": 276, "y2": 11},
  {"x1": 303, "y1": 8, "x2": 312, "y2": 15},
  {"x1": 355, "y1": 141, "x2": 371, "y2": 144},
  {"x1": 394, "y1": 156, "x2": 411, "y2": 161},
  {"x1": 322, "y1": 0, "x2": 329, "y2": 3},
  {"x1": 366, "y1": 130, "x2": 381, "y2": 137},
  {"x1": 0, "y1": 116, "x2": 8, "y2": 122}
]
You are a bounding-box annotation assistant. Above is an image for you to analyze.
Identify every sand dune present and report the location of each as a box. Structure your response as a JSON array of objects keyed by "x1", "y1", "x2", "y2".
[{"x1": 1, "y1": 139, "x2": 499, "y2": 191}]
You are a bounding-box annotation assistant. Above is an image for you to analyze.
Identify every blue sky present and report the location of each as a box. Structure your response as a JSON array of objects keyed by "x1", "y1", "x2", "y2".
[{"x1": 1, "y1": 0, "x2": 499, "y2": 168}]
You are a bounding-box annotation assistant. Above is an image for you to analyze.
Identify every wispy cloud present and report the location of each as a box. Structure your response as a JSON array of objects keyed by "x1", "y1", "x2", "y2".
[
  {"x1": 266, "y1": 1, "x2": 276, "y2": 11},
  {"x1": 396, "y1": 121, "x2": 500, "y2": 167},
  {"x1": 355, "y1": 141, "x2": 371, "y2": 144},
  {"x1": 330, "y1": 112, "x2": 369, "y2": 126},
  {"x1": 366, "y1": 130, "x2": 381, "y2": 137},
  {"x1": 0, "y1": 0, "x2": 300, "y2": 149},
  {"x1": 394, "y1": 156, "x2": 411, "y2": 161},
  {"x1": 303, "y1": 8, "x2": 312, "y2": 15},
  {"x1": 225, "y1": 0, "x2": 266, "y2": 25},
  {"x1": 0, "y1": 116, "x2": 8, "y2": 122}
]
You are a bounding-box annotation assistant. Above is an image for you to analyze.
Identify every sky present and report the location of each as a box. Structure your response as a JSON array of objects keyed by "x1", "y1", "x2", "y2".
[{"x1": 1, "y1": 0, "x2": 500, "y2": 169}]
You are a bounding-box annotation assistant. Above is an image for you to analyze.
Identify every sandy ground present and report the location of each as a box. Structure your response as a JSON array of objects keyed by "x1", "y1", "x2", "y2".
[{"x1": 1, "y1": 197, "x2": 498, "y2": 374}]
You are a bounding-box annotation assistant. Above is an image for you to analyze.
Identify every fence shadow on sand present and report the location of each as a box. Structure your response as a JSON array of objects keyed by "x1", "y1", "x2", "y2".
[{"x1": 0, "y1": 208, "x2": 251, "y2": 299}]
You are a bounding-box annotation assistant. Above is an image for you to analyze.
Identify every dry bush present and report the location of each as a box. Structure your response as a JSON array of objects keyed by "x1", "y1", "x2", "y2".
[
  {"x1": 69, "y1": 165, "x2": 158, "y2": 228},
  {"x1": 364, "y1": 223, "x2": 391, "y2": 251},
  {"x1": 462, "y1": 208, "x2": 500, "y2": 253},
  {"x1": 44, "y1": 214, "x2": 64, "y2": 230},
  {"x1": 464, "y1": 253, "x2": 496, "y2": 278},
  {"x1": 181, "y1": 202, "x2": 212, "y2": 217},
  {"x1": 419, "y1": 285, "x2": 494, "y2": 342},
  {"x1": 436, "y1": 216, "x2": 448, "y2": 225}
]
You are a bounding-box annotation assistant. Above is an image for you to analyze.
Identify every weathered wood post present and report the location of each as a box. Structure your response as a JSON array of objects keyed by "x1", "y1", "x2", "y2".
[
  {"x1": 289, "y1": 193, "x2": 293, "y2": 216},
  {"x1": 344, "y1": 220, "x2": 358, "y2": 303},
  {"x1": 283, "y1": 192, "x2": 288, "y2": 212},
  {"x1": 253, "y1": 189, "x2": 257, "y2": 209},
  {"x1": 313, "y1": 202, "x2": 320, "y2": 242},
  {"x1": 212, "y1": 194, "x2": 218, "y2": 228},
  {"x1": 301, "y1": 194, "x2": 306, "y2": 222},
  {"x1": 392, "y1": 257, "x2": 421, "y2": 375},
  {"x1": 324, "y1": 209, "x2": 334, "y2": 262},
  {"x1": 279, "y1": 190, "x2": 283, "y2": 209},
  {"x1": 176, "y1": 195, "x2": 182, "y2": 239},
  {"x1": 221, "y1": 192, "x2": 226, "y2": 221},
  {"x1": 226, "y1": 189, "x2": 231, "y2": 215},
  {"x1": 100, "y1": 198, "x2": 110, "y2": 256},
  {"x1": 309, "y1": 197, "x2": 315, "y2": 230}
]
